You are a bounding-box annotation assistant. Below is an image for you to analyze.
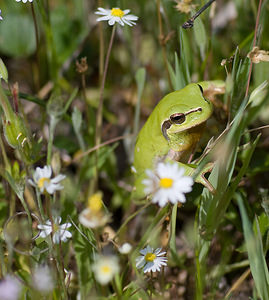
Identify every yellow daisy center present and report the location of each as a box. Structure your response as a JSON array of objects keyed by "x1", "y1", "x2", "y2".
[
  {"x1": 38, "y1": 177, "x2": 50, "y2": 189},
  {"x1": 159, "y1": 178, "x2": 173, "y2": 189},
  {"x1": 111, "y1": 8, "x2": 124, "y2": 18},
  {"x1": 53, "y1": 223, "x2": 59, "y2": 232},
  {"x1": 88, "y1": 192, "x2": 103, "y2": 213},
  {"x1": 145, "y1": 252, "x2": 156, "y2": 262},
  {"x1": 101, "y1": 265, "x2": 111, "y2": 274}
]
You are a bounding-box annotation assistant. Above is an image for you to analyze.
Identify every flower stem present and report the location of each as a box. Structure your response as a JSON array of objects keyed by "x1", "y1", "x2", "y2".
[
  {"x1": 98, "y1": 0, "x2": 104, "y2": 79},
  {"x1": 35, "y1": 0, "x2": 58, "y2": 82},
  {"x1": 92, "y1": 25, "x2": 116, "y2": 191},
  {"x1": 36, "y1": 190, "x2": 46, "y2": 223},
  {"x1": 156, "y1": 0, "x2": 173, "y2": 90},
  {"x1": 113, "y1": 202, "x2": 151, "y2": 240},
  {"x1": 149, "y1": 271, "x2": 153, "y2": 299},
  {"x1": 245, "y1": 0, "x2": 263, "y2": 98},
  {"x1": 31, "y1": 2, "x2": 40, "y2": 89},
  {"x1": 58, "y1": 241, "x2": 69, "y2": 299},
  {"x1": 47, "y1": 116, "x2": 57, "y2": 166},
  {"x1": 31, "y1": 3, "x2": 39, "y2": 55},
  {"x1": 95, "y1": 25, "x2": 116, "y2": 148},
  {"x1": 19, "y1": 196, "x2": 32, "y2": 230}
]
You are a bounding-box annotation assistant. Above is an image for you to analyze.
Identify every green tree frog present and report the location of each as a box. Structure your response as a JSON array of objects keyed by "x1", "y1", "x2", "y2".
[{"x1": 133, "y1": 81, "x2": 225, "y2": 199}]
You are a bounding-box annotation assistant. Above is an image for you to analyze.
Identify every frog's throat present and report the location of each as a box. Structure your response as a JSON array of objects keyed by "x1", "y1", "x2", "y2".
[
  {"x1": 161, "y1": 106, "x2": 203, "y2": 141},
  {"x1": 167, "y1": 149, "x2": 184, "y2": 161}
]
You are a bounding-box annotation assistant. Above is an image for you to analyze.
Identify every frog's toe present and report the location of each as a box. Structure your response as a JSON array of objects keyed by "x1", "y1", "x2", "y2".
[
  {"x1": 197, "y1": 175, "x2": 216, "y2": 194},
  {"x1": 196, "y1": 162, "x2": 215, "y2": 194}
]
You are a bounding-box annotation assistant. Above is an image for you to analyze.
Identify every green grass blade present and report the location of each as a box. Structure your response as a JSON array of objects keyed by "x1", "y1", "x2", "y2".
[{"x1": 237, "y1": 194, "x2": 269, "y2": 300}]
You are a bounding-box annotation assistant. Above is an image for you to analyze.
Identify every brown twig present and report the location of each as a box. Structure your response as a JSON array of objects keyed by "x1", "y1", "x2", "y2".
[
  {"x1": 182, "y1": 0, "x2": 216, "y2": 29},
  {"x1": 73, "y1": 134, "x2": 133, "y2": 162}
]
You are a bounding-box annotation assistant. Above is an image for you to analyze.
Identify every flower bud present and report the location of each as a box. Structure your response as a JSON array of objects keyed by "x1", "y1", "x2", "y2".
[
  {"x1": 3, "y1": 114, "x2": 29, "y2": 149},
  {"x1": 0, "y1": 84, "x2": 28, "y2": 149},
  {"x1": 0, "y1": 58, "x2": 8, "y2": 83},
  {"x1": 0, "y1": 84, "x2": 42, "y2": 164},
  {"x1": 248, "y1": 80, "x2": 268, "y2": 107}
]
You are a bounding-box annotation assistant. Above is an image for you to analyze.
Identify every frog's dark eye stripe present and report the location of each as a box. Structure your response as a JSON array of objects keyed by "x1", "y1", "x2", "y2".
[
  {"x1": 170, "y1": 113, "x2": 186, "y2": 124},
  {"x1": 185, "y1": 107, "x2": 202, "y2": 116},
  {"x1": 161, "y1": 120, "x2": 172, "y2": 140},
  {"x1": 197, "y1": 84, "x2": 210, "y2": 103}
]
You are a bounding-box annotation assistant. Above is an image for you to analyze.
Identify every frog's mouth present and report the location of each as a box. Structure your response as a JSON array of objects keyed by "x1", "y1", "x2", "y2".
[{"x1": 161, "y1": 107, "x2": 202, "y2": 141}]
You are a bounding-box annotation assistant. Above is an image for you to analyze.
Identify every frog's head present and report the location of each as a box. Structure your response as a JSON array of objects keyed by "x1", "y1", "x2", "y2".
[{"x1": 159, "y1": 83, "x2": 213, "y2": 140}]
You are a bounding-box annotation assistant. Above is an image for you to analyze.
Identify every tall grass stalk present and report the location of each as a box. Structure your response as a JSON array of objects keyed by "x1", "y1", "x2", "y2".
[{"x1": 93, "y1": 25, "x2": 116, "y2": 191}]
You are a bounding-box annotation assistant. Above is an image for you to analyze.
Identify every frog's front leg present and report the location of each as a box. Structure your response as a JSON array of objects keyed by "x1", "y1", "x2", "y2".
[{"x1": 178, "y1": 162, "x2": 215, "y2": 194}]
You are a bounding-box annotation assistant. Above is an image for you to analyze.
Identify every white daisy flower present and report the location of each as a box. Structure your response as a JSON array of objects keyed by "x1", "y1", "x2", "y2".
[
  {"x1": 92, "y1": 256, "x2": 120, "y2": 285},
  {"x1": 28, "y1": 165, "x2": 66, "y2": 194},
  {"x1": 15, "y1": 0, "x2": 33, "y2": 3},
  {"x1": 0, "y1": 10, "x2": 3, "y2": 21},
  {"x1": 136, "y1": 245, "x2": 167, "y2": 273},
  {"x1": 95, "y1": 7, "x2": 138, "y2": 27},
  {"x1": 79, "y1": 208, "x2": 110, "y2": 228},
  {"x1": 37, "y1": 216, "x2": 72, "y2": 244},
  {"x1": 118, "y1": 242, "x2": 132, "y2": 254},
  {"x1": 0, "y1": 275, "x2": 22, "y2": 300},
  {"x1": 79, "y1": 192, "x2": 110, "y2": 228},
  {"x1": 142, "y1": 162, "x2": 194, "y2": 207},
  {"x1": 32, "y1": 265, "x2": 54, "y2": 293}
]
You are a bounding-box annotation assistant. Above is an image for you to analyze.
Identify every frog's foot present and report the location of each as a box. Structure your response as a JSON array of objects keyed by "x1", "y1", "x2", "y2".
[{"x1": 195, "y1": 162, "x2": 216, "y2": 194}]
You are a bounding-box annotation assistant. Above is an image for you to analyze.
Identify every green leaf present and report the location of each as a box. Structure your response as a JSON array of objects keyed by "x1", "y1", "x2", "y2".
[
  {"x1": 199, "y1": 130, "x2": 260, "y2": 240},
  {"x1": 72, "y1": 107, "x2": 82, "y2": 134},
  {"x1": 237, "y1": 195, "x2": 269, "y2": 300},
  {"x1": 179, "y1": 28, "x2": 191, "y2": 83},
  {"x1": 228, "y1": 48, "x2": 251, "y2": 119},
  {"x1": 169, "y1": 204, "x2": 181, "y2": 264},
  {"x1": 135, "y1": 68, "x2": 146, "y2": 101},
  {"x1": 245, "y1": 80, "x2": 269, "y2": 125},
  {"x1": 72, "y1": 222, "x2": 96, "y2": 298},
  {"x1": 193, "y1": 16, "x2": 206, "y2": 60}
]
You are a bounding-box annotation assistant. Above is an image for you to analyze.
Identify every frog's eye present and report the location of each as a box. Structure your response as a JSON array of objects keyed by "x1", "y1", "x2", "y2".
[{"x1": 170, "y1": 113, "x2": 186, "y2": 124}]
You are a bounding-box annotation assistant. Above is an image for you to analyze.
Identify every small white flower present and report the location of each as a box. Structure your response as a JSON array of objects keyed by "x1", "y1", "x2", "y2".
[
  {"x1": 64, "y1": 268, "x2": 74, "y2": 286},
  {"x1": 15, "y1": 0, "x2": 33, "y2": 3},
  {"x1": 136, "y1": 245, "x2": 167, "y2": 273},
  {"x1": 95, "y1": 7, "x2": 138, "y2": 27},
  {"x1": 92, "y1": 256, "x2": 120, "y2": 285},
  {"x1": 79, "y1": 192, "x2": 110, "y2": 228},
  {"x1": 37, "y1": 216, "x2": 72, "y2": 244},
  {"x1": 118, "y1": 243, "x2": 132, "y2": 254},
  {"x1": 0, "y1": 10, "x2": 3, "y2": 21},
  {"x1": 32, "y1": 265, "x2": 54, "y2": 293},
  {"x1": 142, "y1": 162, "x2": 194, "y2": 207},
  {"x1": 79, "y1": 208, "x2": 110, "y2": 228},
  {"x1": 28, "y1": 165, "x2": 66, "y2": 194},
  {"x1": 0, "y1": 275, "x2": 21, "y2": 300}
]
